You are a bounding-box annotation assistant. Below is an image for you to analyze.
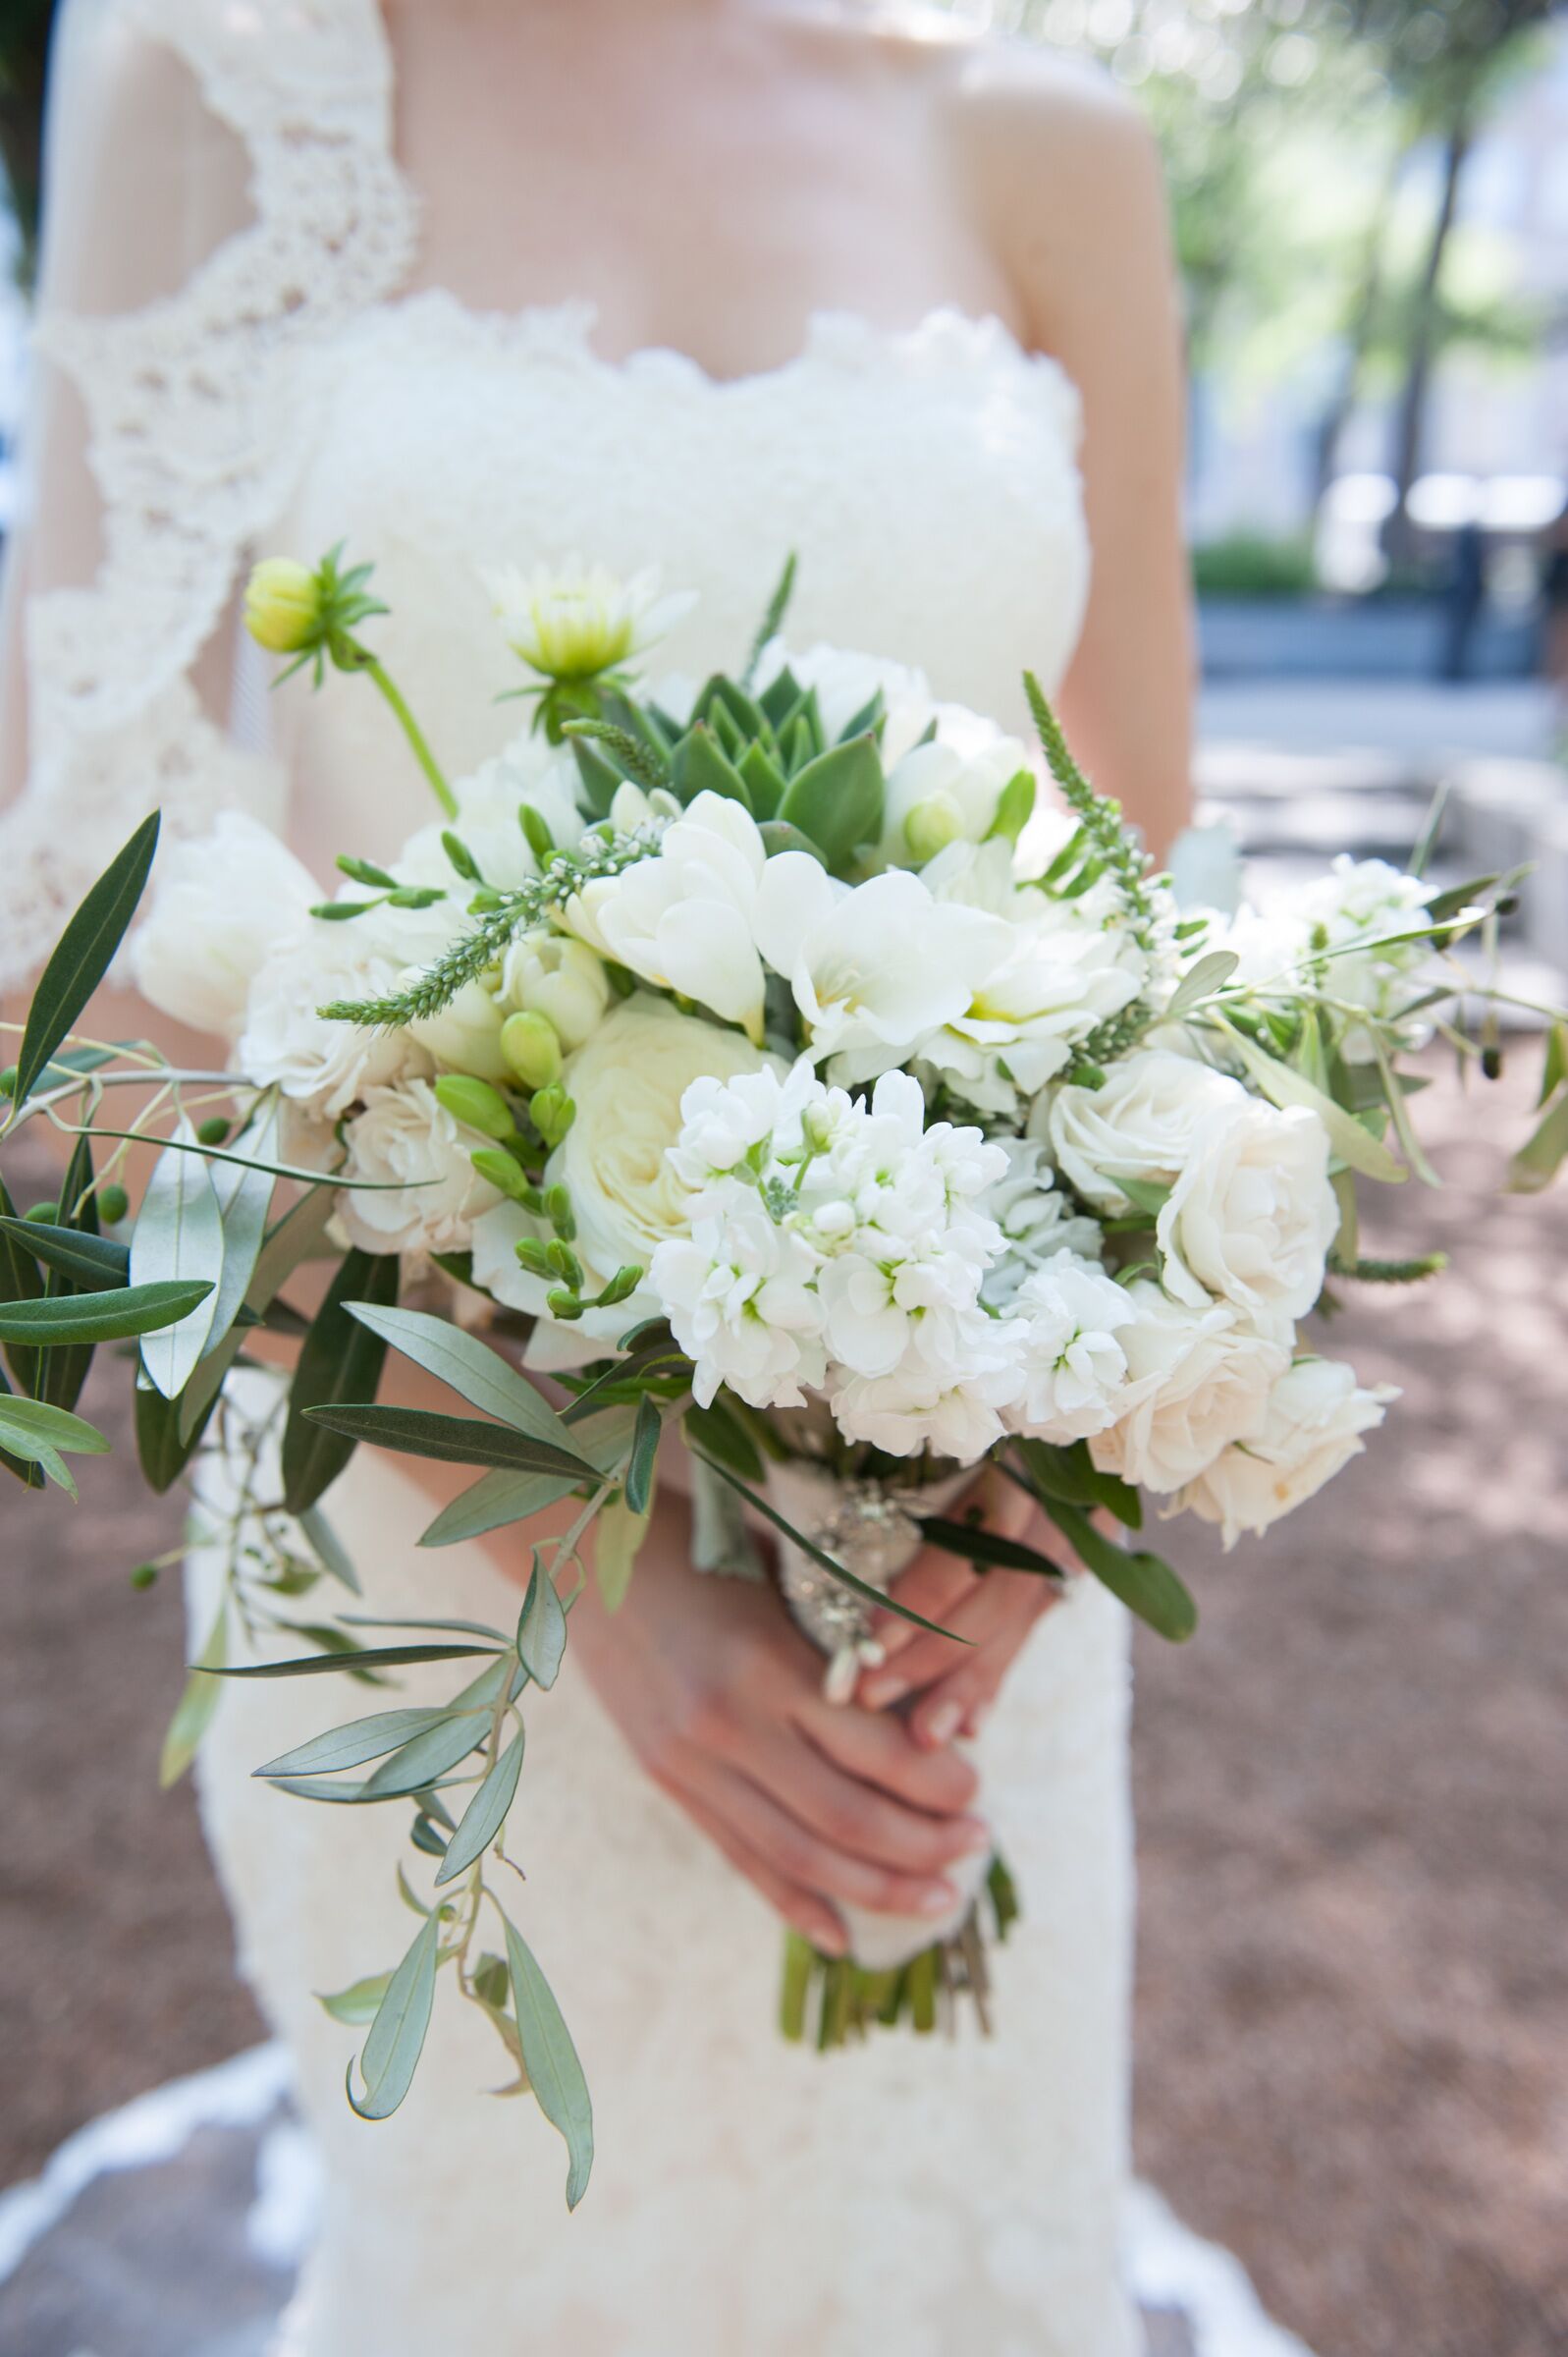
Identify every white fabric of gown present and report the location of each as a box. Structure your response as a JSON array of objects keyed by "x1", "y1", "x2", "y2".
[{"x1": 7, "y1": 6, "x2": 1138, "y2": 2350}]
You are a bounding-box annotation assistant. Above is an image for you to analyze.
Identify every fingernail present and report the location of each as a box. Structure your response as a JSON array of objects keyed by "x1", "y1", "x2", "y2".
[
  {"x1": 918, "y1": 1882, "x2": 958, "y2": 1915},
  {"x1": 861, "y1": 1675, "x2": 908, "y2": 1710},
  {"x1": 923, "y1": 1701, "x2": 962, "y2": 1747},
  {"x1": 814, "y1": 1920, "x2": 847, "y2": 1956}
]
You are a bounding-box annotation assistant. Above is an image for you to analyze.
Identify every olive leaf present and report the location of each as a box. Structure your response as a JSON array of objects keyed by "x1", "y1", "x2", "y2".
[
  {"x1": 347, "y1": 1912, "x2": 441, "y2": 2121},
  {"x1": 7, "y1": 810, "x2": 159, "y2": 1117},
  {"x1": 501, "y1": 1911, "x2": 594, "y2": 2209}
]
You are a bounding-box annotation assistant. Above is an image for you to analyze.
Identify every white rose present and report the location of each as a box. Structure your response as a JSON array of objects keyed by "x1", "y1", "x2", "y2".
[
  {"x1": 470, "y1": 998, "x2": 775, "y2": 1356},
  {"x1": 1090, "y1": 1281, "x2": 1288, "y2": 1494},
  {"x1": 133, "y1": 813, "x2": 319, "y2": 1040},
  {"x1": 238, "y1": 926, "x2": 428, "y2": 1119},
  {"x1": 587, "y1": 792, "x2": 770, "y2": 1041},
  {"x1": 1003, "y1": 1251, "x2": 1137, "y2": 1443},
  {"x1": 336, "y1": 1079, "x2": 503, "y2": 1260},
  {"x1": 1157, "y1": 1098, "x2": 1337, "y2": 1341},
  {"x1": 879, "y1": 732, "x2": 1029, "y2": 866},
  {"x1": 1047, "y1": 1049, "x2": 1248, "y2": 1214},
  {"x1": 498, "y1": 933, "x2": 612, "y2": 1050},
  {"x1": 1177, "y1": 1357, "x2": 1399, "y2": 1547}
]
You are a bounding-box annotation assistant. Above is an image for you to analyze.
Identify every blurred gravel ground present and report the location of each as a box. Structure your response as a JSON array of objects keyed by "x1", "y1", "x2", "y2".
[{"x1": 2, "y1": 1056, "x2": 1565, "y2": 2357}]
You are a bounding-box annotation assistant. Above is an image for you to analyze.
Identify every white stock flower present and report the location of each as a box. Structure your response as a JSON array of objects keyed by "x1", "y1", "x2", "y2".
[
  {"x1": 979, "y1": 1138, "x2": 1105, "y2": 1309},
  {"x1": 1177, "y1": 1357, "x2": 1399, "y2": 1547},
  {"x1": 878, "y1": 731, "x2": 1030, "y2": 866},
  {"x1": 472, "y1": 999, "x2": 773, "y2": 1351},
  {"x1": 498, "y1": 933, "x2": 611, "y2": 1051},
  {"x1": 1090, "y1": 1281, "x2": 1289, "y2": 1495},
  {"x1": 1157, "y1": 1098, "x2": 1337, "y2": 1340},
  {"x1": 133, "y1": 814, "x2": 319, "y2": 1040},
  {"x1": 336, "y1": 1079, "x2": 503, "y2": 1259},
  {"x1": 481, "y1": 557, "x2": 695, "y2": 681},
  {"x1": 653, "y1": 1185, "x2": 826, "y2": 1410},
  {"x1": 238, "y1": 926, "x2": 427, "y2": 1119},
  {"x1": 1048, "y1": 1049, "x2": 1248, "y2": 1214},
  {"x1": 588, "y1": 792, "x2": 770, "y2": 1041},
  {"x1": 1003, "y1": 1251, "x2": 1137, "y2": 1443},
  {"x1": 829, "y1": 1348, "x2": 1020, "y2": 1464},
  {"x1": 752, "y1": 855, "x2": 1009, "y2": 1076}
]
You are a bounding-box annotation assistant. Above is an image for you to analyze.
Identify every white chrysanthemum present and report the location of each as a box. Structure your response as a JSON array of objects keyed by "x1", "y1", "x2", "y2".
[
  {"x1": 1090, "y1": 1281, "x2": 1289, "y2": 1495},
  {"x1": 238, "y1": 926, "x2": 428, "y2": 1120},
  {"x1": 133, "y1": 814, "x2": 319, "y2": 1041},
  {"x1": 336, "y1": 1080, "x2": 503, "y2": 1260},
  {"x1": 1175, "y1": 1357, "x2": 1399, "y2": 1547},
  {"x1": 481, "y1": 556, "x2": 695, "y2": 681},
  {"x1": 1157, "y1": 1098, "x2": 1337, "y2": 1342},
  {"x1": 1003, "y1": 1250, "x2": 1138, "y2": 1443}
]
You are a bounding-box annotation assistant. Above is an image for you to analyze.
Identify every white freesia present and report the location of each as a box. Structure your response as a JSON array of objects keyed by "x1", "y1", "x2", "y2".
[
  {"x1": 879, "y1": 732, "x2": 1030, "y2": 866},
  {"x1": 752, "y1": 854, "x2": 1010, "y2": 1077},
  {"x1": 1048, "y1": 1049, "x2": 1250, "y2": 1213},
  {"x1": 498, "y1": 933, "x2": 612, "y2": 1051},
  {"x1": 1157, "y1": 1099, "x2": 1337, "y2": 1340},
  {"x1": 587, "y1": 792, "x2": 770, "y2": 1040},
  {"x1": 238, "y1": 926, "x2": 428, "y2": 1119},
  {"x1": 1090, "y1": 1281, "x2": 1289, "y2": 1494},
  {"x1": 482, "y1": 556, "x2": 695, "y2": 680},
  {"x1": 1003, "y1": 1251, "x2": 1137, "y2": 1443},
  {"x1": 472, "y1": 999, "x2": 774, "y2": 1354},
  {"x1": 1177, "y1": 1357, "x2": 1399, "y2": 1547},
  {"x1": 133, "y1": 814, "x2": 318, "y2": 1040},
  {"x1": 336, "y1": 1080, "x2": 503, "y2": 1259}
]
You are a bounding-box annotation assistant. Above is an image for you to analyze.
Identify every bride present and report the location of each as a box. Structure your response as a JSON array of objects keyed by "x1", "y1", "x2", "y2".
[{"x1": 0, "y1": 1, "x2": 1190, "y2": 2349}]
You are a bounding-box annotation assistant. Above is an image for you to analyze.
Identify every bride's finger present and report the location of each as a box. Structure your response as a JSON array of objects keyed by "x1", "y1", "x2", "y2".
[
  {"x1": 752, "y1": 1724, "x2": 990, "y2": 1876},
  {"x1": 673, "y1": 1785, "x2": 849, "y2": 1955},
  {"x1": 859, "y1": 1576, "x2": 1010, "y2": 1710},
  {"x1": 864, "y1": 1549, "x2": 978, "y2": 1669},
  {"x1": 904, "y1": 1580, "x2": 1058, "y2": 1750},
  {"x1": 699, "y1": 1764, "x2": 969, "y2": 1919},
  {"x1": 802, "y1": 1695, "x2": 980, "y2": 1815}
]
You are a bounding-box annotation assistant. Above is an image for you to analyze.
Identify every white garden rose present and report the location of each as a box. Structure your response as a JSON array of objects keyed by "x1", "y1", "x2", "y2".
[
  {"x1": 1047, "y1": 1049, "x2": 1249, "y2": 1214},
  {"x1": 132, "y1": 814, "x2": 319, "y2": 1040},
  {"x1": 1176, "y1": 1357, "x2": 1399, "y2": 1547},
  {"x1": 498, "y1": 933, "x2": 612, "y2": 1051},
  {"x1": 336, "y1": 1079, "x2": 504, "y2": 1259},
  {"x1": 238, "y1": 927, "x2": 428, "y2": 1119},
  {"x1": 1090, "y1": 1281, "x2": 1289, "y2": 1494},
  {"x1": 1157, "y1": 1098, "x2": 1337, "y2": 1341},
  {"x1": 471, "y1": 998, "x2": 775, "y2": 1356}
]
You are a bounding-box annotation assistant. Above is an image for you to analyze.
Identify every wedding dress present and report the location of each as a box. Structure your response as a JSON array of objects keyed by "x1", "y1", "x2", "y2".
[{"x1": 0, "y1": 7, "x2": 1137, "y2": 2351}]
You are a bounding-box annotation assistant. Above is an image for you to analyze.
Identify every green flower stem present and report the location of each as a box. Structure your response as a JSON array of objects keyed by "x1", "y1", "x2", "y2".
[{"x1": 360, "y1": 655, "x2": 458, "y2": 819}]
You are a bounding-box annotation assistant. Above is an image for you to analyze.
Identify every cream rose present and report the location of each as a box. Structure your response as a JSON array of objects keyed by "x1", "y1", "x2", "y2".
[
  {"x1": 1090, "y1": 1281, "x2": 1288, "y2": 1495},
  {"x1": 133, "y1": 813, "x2": 319, "y2": 1041},
  {"x1": 1176, "y1": 1357, "x2": 1399, "y2": 1547},
  {"x1": 336, "y1": 1079, "x2": 503, "y2": 1259},
  {"x1": 1156, "y1": 1098, "x2": 1338, "y2": 1342},
  {"x1": 470, "y1": 998, "x2": 775, "y2": 1359},
  {"x1": 1048, "y1": 1050, "x2": 1248, "y2": 1214}
]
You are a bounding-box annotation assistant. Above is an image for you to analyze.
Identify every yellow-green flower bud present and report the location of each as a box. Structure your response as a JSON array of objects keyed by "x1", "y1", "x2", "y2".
[
  {"x1": 433, "y1": 1073, "x2": 515, "y2": 1140},
  {"x1": 501, "y1": 1010, "x2": 564, "y2": 1090},
  {"x1": 530, "y1": 1084, "x2": 574, "y2": 1149},
  {"x1": 243, "y1": 559, "x2": 323, "y2": 654},
  {"x1": 902, "y1": 793, "x2": 962, "y2": 864}
]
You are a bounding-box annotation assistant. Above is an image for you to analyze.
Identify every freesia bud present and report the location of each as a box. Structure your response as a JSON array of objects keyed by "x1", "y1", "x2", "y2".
[
  {"x1": 434, "y1": 1073, "x2": 516, "y2": 1139},
  {"x1": 501, "y1": 1010, "x2": 564, "y2": 1090},
  {"x1": 902, "y1": 793, "x2": 962, "y2": 864},
  {"x1": 243, "y1": 559, "x2": 322, "y2": 654}
]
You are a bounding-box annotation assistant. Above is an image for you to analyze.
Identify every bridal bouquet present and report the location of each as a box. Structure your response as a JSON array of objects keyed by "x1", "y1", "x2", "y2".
[{"x1": 3, "y1": 547, "x2": 1562, "y2": 2209}]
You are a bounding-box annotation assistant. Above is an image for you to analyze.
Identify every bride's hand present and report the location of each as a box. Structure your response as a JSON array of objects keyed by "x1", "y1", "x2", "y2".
[
  {"x1": 855, "y1": 1474, "x2": 1064, "y2": 1745},
  {"x1": 568, "y1": 1492, "x2": 993, "y2": 1957}
]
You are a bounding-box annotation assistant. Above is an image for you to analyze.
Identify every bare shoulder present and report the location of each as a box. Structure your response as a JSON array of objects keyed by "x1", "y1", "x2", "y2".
[{"x1": 946, "y1": 33, "x2": 1162, "y2": 198}]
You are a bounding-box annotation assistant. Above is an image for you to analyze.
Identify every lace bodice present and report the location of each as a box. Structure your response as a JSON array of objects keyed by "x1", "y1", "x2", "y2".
[{"x1": 0, "y1": 0, "x2": 1089, "y2": 973}]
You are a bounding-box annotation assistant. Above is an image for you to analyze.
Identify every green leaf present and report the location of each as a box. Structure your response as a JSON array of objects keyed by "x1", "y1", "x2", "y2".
[
  {"x1": 435, "y1": 1727, "x2": 525, "y2": 1885},
  {"x1": 8, "y1": 811, "x2": 159, "y2": 1115},
  {"x1": 347, "y1": 1913, "x2": 440, "y2": 2121},
  {"x1": 1538, "y1": 1021, "x2": 1568, "y2": 1111},
  {"x1": 1508, "y1": 1089, "x2": 1568, "y2": 1194},
  {"x1": 1219, "y1": 1025, "x2": 1406, "y2": 1183},
  {"x1": 501, "y1": 1912, "x2": 594, "y2": 2208},
  {"x1": 0, "y1": 1395, "x2": 112, "y2": 1462},
  {"x1": 281, "y1": 1249, "x2": 400, "y2": 1513},
  {"x1": 916, "y1": 1514, "x2": 1067, "y2": 1581},
  {"x1": 359, "y1": 1707, "x2": 496, "y2": 1800},
  {"x1": 515, "y1": 1557, "x2": 568, "y2": 1690},
  {"x1": 984, "y1": 767, "x2": 1036, "y2": 846},
  {"x1": 624, "y1": 1393, "x2": 661, "y2": 1516},
  {"x1": 1164, "y1": 949, "x2": 1239, "y2": 1019},
  {"x1": 777, "y1": 736, "x2": 884, "y2": 869},
  {"x1": 39, "y1": 1128, "x2": 101, "y2": 1415},
  {"x1": 680, "y1": 1398, "x2": 765, "y2": 1483},
  {"x1": 671, "y1": 723, "x2": 753, "y2": 812},
  {"x1": 342, "y1": 1302, "x2": 585, "y2": 1454},
  {"x1": 0, "y1": 1172, "x2": 44, "y2": 1393},
  {"x1": 0, "y1": 1218, "x2": 128, "y2": 1291},
  {"x1": 201, "y1": 1097, "x2": 280, "y2": 1354},
  {"x1": 297, "y1": 1502, "x2": 360, "y2": 1593},
  {"x1": 1043, "y1": 1500, "x2": 1197, "y2": 1643},
  {"x1": 1012, "y1": 1438, "x2": 1141, "y2": 1527},
  {"x1": 134, "y1": 1375, "x2": 212, "y2": 1495},
  {"x1": 160, "y1": 1601, "x2": 226, "y2": 1786},
  {"x1": 690, "y1": 1452, "x2": 969, "y2": 1641},
  {"x1": 132, "y1": 1121, "x2": 226, "y2": 1397},
  {"x1": 756, "y1": 819, "x2": 828, "y2": 865},
  {"x1": 210, "y1": 1642, "x2": 499, "y2": 1680},
  {"x1": 742, "y1": 551, "x2": 798, "y2": 685},
  {"x1": 593, "y1": 1489, "x2": 651, "y2": 1611},
  {"x1": 303, "y1": 1401, "x2": 597, "y2": 1481},
  {"x1": 318, "y1": 1971, "x2": 395, "y2": 2026},
  {"x1": 0, "y1": 1279, "x2": 214, "y2": 1346},
  {"x1": 1116, "y1": 1175, "x2": 1173, "y2": 1220},
  {"x1": 418, "y1": 1465, "x2": 583, "y2": 1549},
  {"x1": 254, "y1": 1707, "x2": 453, "y2": 1781},
  {"x1": 177, "y1": 1182, "x2": 339, "y2": 1445}
]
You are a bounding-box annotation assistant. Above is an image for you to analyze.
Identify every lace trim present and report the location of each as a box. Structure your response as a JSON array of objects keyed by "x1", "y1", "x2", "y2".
[{"x1": 0, "y1": 0, "x2": 416, "y2": 987}]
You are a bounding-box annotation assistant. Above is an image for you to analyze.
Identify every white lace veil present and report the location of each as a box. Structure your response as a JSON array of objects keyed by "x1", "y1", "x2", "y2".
[{"x1": 0, "y1": 0, "x2": 413, "y2": 988}]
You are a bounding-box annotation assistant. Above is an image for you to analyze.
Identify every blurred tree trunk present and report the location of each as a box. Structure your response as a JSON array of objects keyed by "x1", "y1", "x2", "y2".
[
  {"x1": 1312, "y1": 137, "x2": 1412, "y2": 516},
  {"x1": 1384, "y1": 105, "x2": 1474, "y2": 568}
]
